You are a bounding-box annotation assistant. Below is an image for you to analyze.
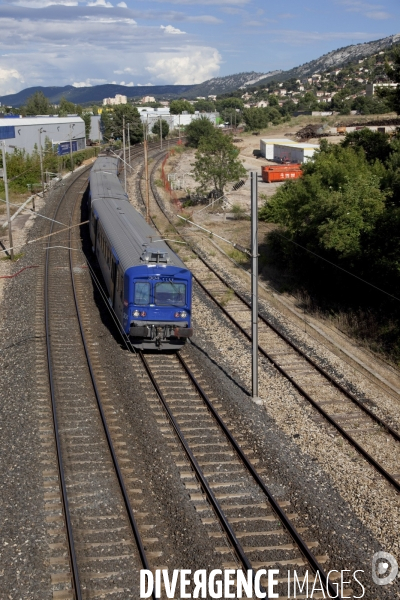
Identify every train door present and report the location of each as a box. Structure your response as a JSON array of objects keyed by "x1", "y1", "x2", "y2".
[
  {"x1": 110, "y1": 259, "x2": 117, "y2": 307},
  {"x1": 114, "y1": 267, "x2": 124, "y2": 322}
]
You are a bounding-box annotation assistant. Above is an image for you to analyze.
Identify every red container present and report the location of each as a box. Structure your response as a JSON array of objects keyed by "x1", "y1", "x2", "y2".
[{"x1": 261, "y1": 165, "x2": 302, "y2": 183}]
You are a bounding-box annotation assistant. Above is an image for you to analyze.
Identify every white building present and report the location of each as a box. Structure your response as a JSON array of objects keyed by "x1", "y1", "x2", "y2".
[
  {"x1": 260, "y1": 138, "x2": 296, "y2": 160},
  {"x1": 366, "y1": 82, "x2": 397, "y2": 97},
  {"x1": 141, "y1": 96, "x2": 156, "y2": 104},
  {"x1": 0, "y1": 116, "x2": 86, "y2": 154},
  {"x1": 103, "y1": 94, "x2": 128, "y2": 106},
  {"x1": 137, "y1": 107, "x2": 218, "y2": 135},
  {"x1": 273, "y1": 142, "x2": 319, "y2": 164}
]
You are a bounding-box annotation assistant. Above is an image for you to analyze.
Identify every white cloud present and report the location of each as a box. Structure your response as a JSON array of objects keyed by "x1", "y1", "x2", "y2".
[
  {"x1": 87, "y1": 0, "x2": 113, "y2": 7},
  {"x1": 11, "y1": 0, "x2": 78, "y2": 6},
  {"x1": 365, "y1": 11, "x2": 390, "y2": 19},
  {"x1": 73, "y1": 81, "x2": 92, "y2": 87},
  {"x1": 160, "y1": 24, "x2": 186, "y2": 34},
  {"x1": 0, "y1": 66, "x2": 24, "y2": 95},
  {"x1": 338, "y1": 0, "x2": 390, "y2": 17},
  {"x1": 117, "y1": 1, "x2": 127, "y2": 5},
  {"x1": 119, "y1": 80, "x2": 134, "y2": 85},
  {"x1": 146, "y1": 46, "x2": 221, "y2": 84},
  {"x1": 147, "y1": 0, "x2": 249, "y2": 4}
]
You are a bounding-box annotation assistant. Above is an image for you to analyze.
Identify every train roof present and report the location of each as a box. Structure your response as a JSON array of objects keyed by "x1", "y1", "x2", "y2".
[
  {"x1": 91, "y1": 197, "x2": 187, "y2": 273},
  {"x1": 90, "y1": 169, "x2": 129, "y2": 202},
  {"x1": 91, "y1": 154, "x2": 120, "y2": 174}
]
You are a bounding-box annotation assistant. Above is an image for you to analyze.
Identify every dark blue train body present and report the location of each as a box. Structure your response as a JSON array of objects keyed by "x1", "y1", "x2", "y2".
[{"x1": 88, "y1": 154, "x2": 193, "y2": 349}]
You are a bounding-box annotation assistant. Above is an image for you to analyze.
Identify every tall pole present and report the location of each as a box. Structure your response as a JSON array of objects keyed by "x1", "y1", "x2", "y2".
[
  {"x1": 69, "y1": 124, "x2": 74, "y2": 172},
  {"x1": 143, "y1": 125, "x2": 150, "y2": 224},
  {"x1": 122, "y1": 115, "x2": 127, "y2": 192},
  {"x1": 1, "y1": 141, "x2": 14, "y2": 260},
  {"x1": 251, "y1": 171, "x2": 258, "y2": 401},
  {"x1": 127, "y1": 123, "x2": 131, "y2": 167},
  {"x1": 38, "y1": 128, "x2": 45, "y2": 199},
  {"x1": 178, "y1": 114, "x2": 181, "y2": 141},
  {"x1": 159, "y1": 116, "x2": 162, "y2": 151}
]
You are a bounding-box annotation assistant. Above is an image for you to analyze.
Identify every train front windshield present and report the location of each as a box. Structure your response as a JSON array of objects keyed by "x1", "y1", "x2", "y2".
[{"x1": 154, "y1": 282, "x2": 186, "y2": 307}]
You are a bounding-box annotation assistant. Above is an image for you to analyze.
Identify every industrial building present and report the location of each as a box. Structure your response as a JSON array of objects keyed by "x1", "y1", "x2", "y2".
[
  {"x1": 260, "y1": 138, "x2": 296, "y2": 160},
  {"x1": 273, "y1": 142, "x2": 319, "y2": 164},
  {"x1": 0, "y1": 116, "x2": 85, "y2": 155},
  {"x1": 137, "y1": 107, "x2": 218, "y2": 135}
]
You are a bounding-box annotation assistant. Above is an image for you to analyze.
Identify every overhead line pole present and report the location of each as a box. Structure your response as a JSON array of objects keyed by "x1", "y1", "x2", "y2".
[
  {"x1": 251, "y1": 171, "x2": 259, "y2": 403},
  {"x1": 122, "y1": 115, "x2": 127, "y2": 193},
  {"x1": 143, "y1": 119, "x2": 150, "y2": 224},
  {"x1": 1, "y1": 141, "x2": 14, "y2": 260}
]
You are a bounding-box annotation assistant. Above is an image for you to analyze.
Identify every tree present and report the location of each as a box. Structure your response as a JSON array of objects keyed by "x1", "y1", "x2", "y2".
[
  {"x1": 242, "y1": 107, "x2": 270, "y2": 130},
  {"x1": 341, "y1": 129, "x2": 391, "y2": 163},
  {"x1": 101, "y1": 104, "x2": 143, "y2": 144},
  {"x1": 185, "y1": 116, "x2": 216, "y2": 147},
  {"x1": 169, "y1": 99, "x2": 195, "y2": 115},
  {"x1": 193, "y1": 131, "x2": 247, "y2": 195},
  {"x1": 215, "y1": 97, "x2": 244, "y2": 111},
  {"x1": 194, "y1": 99, "x2": 216, "y2": 112},
  {"x1": 82, "y1": 113, "x2": 92, "y2": 139},
  {"x1": 259, "y1": 142, "x2": 387, "y2": 259},
  {"x1": 25, "y1": 91, "x2": 53, "y2": 116},
  {"x1": 152, "y1": 119, "x2": 169, "y2": 139},
  {"x1": 58, "y1": 96, "x2": 76, "y2": 116}
]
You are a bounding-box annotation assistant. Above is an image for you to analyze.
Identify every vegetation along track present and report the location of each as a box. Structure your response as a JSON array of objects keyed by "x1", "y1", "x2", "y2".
[
  {"x1": 127, "y1": 148, "x2": 343, "y2": 598},
  {"x1": 43, "y1": 166, "x2": 153, "y2": 599},
  {"x1": 143, "y1": 150, "x2": 400, "y2": 496}
]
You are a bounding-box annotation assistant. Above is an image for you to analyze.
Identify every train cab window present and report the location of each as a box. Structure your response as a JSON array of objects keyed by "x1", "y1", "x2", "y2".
[
  {"x1": 134, "y1": 282, "x2": 150, "y2": 305},
  {"x1": 155, "y1": 282, "x2": 186, "y2": 306}
]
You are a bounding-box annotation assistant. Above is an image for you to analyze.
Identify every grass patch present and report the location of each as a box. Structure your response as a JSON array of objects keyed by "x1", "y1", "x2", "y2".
[
  {"x1": 227, "y1": 248, "x2": 248, "y2": 264},
  {"x1": 219, "y1": 287, "x2": 234, "y2": 307},
  {"x1": 154, "y1": 179, "x2": 163, "y2": 188},
  {"x1": 1, "y1": 251, "x2": 24, "y2": 261},
  {"x1": 231, "y1": 204, "x2": 250, "y2": 220}
]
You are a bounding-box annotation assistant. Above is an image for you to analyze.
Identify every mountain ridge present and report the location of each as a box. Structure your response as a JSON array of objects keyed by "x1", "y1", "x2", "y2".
[
  {"x1": 0, "y1": 83, "x2": 195, "y2": 107},
  {"x1": 1, "y1": 33, "x2": 399, "y2": 107}
]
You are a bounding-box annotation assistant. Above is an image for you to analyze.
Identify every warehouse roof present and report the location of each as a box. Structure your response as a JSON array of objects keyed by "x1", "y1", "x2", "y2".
[
  {"x1": 261, "y1": 138, "x2": 296, "y2": 144},
  {"x1": 1, "y1": 116, "x2": 84, "y2": 126}
]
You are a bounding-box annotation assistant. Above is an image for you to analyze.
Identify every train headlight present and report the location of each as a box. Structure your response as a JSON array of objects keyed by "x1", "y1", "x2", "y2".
[
  {"x1": 133, "y1": 310, "x2": 140, "y2": 317},
  {"x1": 140, "y1": 311, "x2": 147, "y2": 317},
  {"x1": 180, "y1": 311, "x2": 187, "y2": 318},
  {"x1": 174, "y1": 311, "x2": 187, "y2": 318}
]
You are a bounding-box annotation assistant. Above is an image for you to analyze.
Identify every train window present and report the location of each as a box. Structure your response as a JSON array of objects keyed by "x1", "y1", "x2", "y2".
[
  {"x1": 134, "y1": 282, "x2": 150, "y2": 305},
  {"x1": 155, "y1": 282, "x2": 186, "y2": 306},
  {"x1": 118, "y1": 271, "x2": 124, "y2": 301}
]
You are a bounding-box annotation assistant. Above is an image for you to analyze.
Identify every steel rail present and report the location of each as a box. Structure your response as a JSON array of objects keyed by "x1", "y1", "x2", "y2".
[
  {"x1": 185, "y1": 242, "x2": 400, "y2": 443},
  {"x1": 193, "y1": 265, "x2": 400, "y2": 494},
  {"x1": 138, "y1": 351, "x2": 266, "y2": 597},
  {"x1": 145, "y1": 157, "x2": 400, "y2": 495},
  {"x1": 139, "y1": 350, "x2": 337, "y2": 598},
  {"x1": 45, "y1": 169, "x2": 89, "y2": 600},
  {"x1": 176, "y1": 352, "x2": 339, "y2": 598},
  {"x1": 42, "y1": 144, "x2": 157, "y2": 599},
  {"x1": 68, "y1": 194, "x2": 154, "y2": 592}
]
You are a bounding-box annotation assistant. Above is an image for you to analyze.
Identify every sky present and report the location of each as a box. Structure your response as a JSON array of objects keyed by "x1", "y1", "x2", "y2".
[{"x1": 0, "y1": 0, "x2": 399, "y2": 96}]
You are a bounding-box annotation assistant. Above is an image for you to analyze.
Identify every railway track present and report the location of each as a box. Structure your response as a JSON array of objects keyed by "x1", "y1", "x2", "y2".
[
  {"x1": 124, "y1": 147, "x2": 344, "y2": 598},
  {"x1": 136, "y1": 149, "x2": 400, "y2": 497},
  {"x1": 43, "y1": 166, "x2": 154, "y2": 599},
  {"x1": 136, "y1": 349, "x2": 341, "y2": 597}
]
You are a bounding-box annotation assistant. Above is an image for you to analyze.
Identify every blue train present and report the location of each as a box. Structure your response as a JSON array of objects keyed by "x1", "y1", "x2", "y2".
[{"x1": 88, "y1": 154, "x2": 193, "y2": 349}]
